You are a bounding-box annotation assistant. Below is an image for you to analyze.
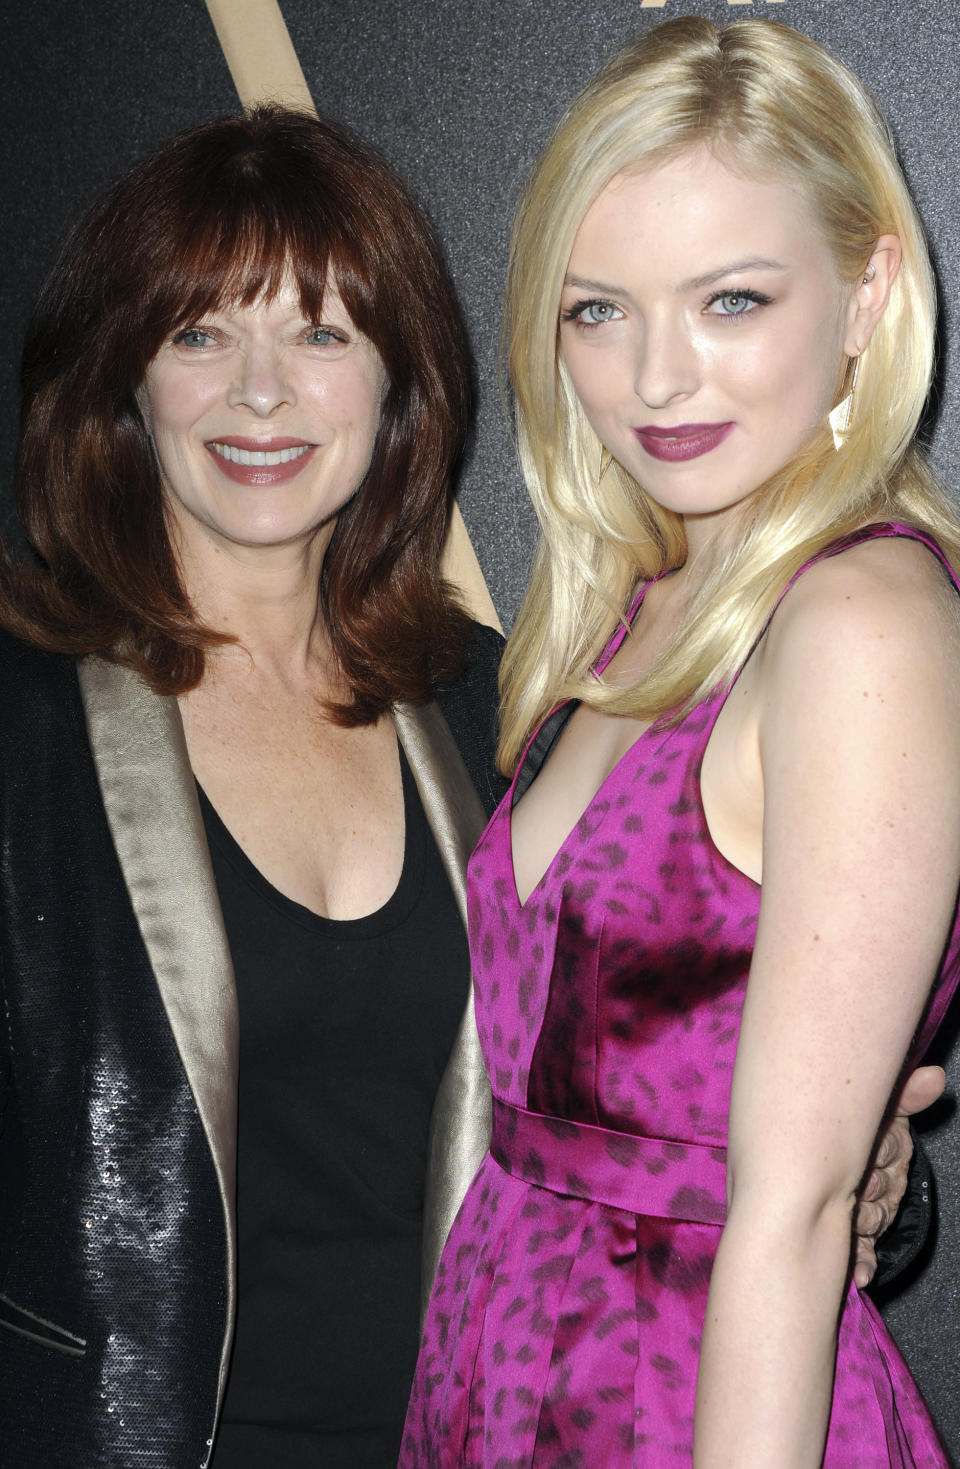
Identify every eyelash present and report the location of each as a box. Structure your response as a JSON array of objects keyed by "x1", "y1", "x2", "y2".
[
  {"x1": 702, "y1": 288, "x2": 773, "y2": 320},
  {"x1": 171, "y1": 324, "x2": 349, "y2": 348},
  {"x1": 305, "y1": 326, "x2": 348, "y2": 346},
  {"x1": 560, "y1": 287, "x2": 775, "y2": 331},
  {"x1": 173, "y1": 327, "x2": 216, "y2": 348},
  {"x1": 560, "y1": 298, "x2": 620, "y2": 331}
]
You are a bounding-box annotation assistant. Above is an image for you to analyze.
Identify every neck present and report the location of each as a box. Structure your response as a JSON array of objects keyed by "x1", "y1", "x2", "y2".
[
  {"x1": 677, "y1": 495, "x2": 753, "y2": 589},
  {"x1": 175, "y1": 519, "x2": 336, "y2": 684}
]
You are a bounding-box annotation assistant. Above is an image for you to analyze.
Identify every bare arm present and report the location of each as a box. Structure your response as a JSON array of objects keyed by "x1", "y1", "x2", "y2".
[{"x1": 693, "y1": 541, "x2": 960, "y2": 1468}]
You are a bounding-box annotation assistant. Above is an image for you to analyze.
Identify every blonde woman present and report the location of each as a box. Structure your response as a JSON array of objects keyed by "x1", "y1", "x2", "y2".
[{"x1": 402, "y1": 17, "x2": 960, "y2": 1468}]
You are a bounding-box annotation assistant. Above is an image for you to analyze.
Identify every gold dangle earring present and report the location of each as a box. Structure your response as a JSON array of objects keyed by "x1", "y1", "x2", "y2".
[
  {"x1": 829, "y1": 352, "x2": 860, "y2": 450},
  {"x1": 830, "y1": 263, "x2": 873, "y2": 451},
  {"x1": 598, "y1": 446, "x2": 613, "y2": 482}
]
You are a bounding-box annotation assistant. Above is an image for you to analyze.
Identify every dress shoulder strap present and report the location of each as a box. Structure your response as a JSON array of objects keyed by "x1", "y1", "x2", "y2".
[
  {"x1": 593, "y1": 568, "x2": 672, "y2": 680},
  {"x1": 757, "y1": 520, "x2": 960, "y2": 645},
  {"x1": 704, "y1": 521, "x2": 960, "y2": 734}
]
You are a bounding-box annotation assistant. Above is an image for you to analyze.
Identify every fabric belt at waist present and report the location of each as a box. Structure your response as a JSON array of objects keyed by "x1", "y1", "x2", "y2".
[{"x1": 490, "y1": 1096, "x2": 727, "y2": 1226}]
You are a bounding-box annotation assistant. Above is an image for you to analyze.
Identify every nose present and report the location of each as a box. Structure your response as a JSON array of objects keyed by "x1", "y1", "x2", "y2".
[
  {"x1": 227, "y1": 342, "x2": 295, "y2": 417},
  {"x1": 632, "y1": 314, "x2": 699, "y2": 410}
]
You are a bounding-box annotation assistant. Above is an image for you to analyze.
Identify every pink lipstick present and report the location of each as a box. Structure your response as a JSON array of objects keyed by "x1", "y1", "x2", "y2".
[
  {"x1": 634, "y1": 422, "x2": 733, "y2": 463},
  {"x1": 206, "y1": 436, "x2": 317, "y2": 486}
]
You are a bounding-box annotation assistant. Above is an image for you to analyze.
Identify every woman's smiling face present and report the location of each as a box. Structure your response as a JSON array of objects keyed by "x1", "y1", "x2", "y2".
[
  {"x1": 559, "y1": 147, "x2": 868, "y2": 538},
  {"x1": 139, "y1": 277, "x2": 386, "y2": 559}
]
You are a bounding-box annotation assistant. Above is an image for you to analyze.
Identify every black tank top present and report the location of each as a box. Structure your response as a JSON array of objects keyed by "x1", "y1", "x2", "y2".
[{"x1": 203, "y1": 745, "x2": 470, "y2": 1467}]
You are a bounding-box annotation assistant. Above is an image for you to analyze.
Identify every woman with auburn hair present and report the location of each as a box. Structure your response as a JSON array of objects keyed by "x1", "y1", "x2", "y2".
[
  {"x1": 403, "y1": 16, "x2": 960, "y2": 1467},
  {"x1": 0, "y1": 106, "x2": 502, "y2": 1468}
]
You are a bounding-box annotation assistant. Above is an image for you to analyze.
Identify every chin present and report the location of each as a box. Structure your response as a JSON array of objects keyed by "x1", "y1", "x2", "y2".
[
  {"x1": 638, "y1": 476, "x2": 758, "y2": 521},
  {"x1": 237, "y1": 523, "x2": 320, "y2": 547}
]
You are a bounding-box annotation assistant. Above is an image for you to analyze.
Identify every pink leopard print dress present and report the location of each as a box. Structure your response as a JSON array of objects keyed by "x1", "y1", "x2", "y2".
[{"x1": 401, "y1": 524, "x2": 957, "y2": 1467}]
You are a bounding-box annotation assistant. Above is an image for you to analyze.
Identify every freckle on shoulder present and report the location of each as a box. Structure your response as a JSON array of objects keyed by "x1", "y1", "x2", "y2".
[{"x1": 772, "y1": 536, "x2": 955, "y2": 656}]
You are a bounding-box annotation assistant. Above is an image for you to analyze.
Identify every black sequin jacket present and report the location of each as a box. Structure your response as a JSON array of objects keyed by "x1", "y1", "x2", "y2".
[{"x1": 0, "y1": 623, "x2": 504, "y2": 1468}]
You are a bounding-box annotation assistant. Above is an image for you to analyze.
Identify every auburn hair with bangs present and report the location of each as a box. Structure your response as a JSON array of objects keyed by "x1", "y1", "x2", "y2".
[{"x1": 6, "y1": 106, "x2": 471, "y2": 721}]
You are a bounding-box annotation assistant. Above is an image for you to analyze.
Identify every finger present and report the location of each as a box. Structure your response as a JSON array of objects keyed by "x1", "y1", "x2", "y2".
[
  {"x1": 873, "y1": 1117, "x2": 910, "y2": 1171},
  {"x1": 853, "y1": 1238, "x2": 878, "y2": 1290},
  {"x1": 860, "y1": 1168, "x2": 888, "y2": 1203},
  {"x1": 878, "y1": 1169, "x2": 908, "y2": 1218},
  {"x1": 853, "y1": 1198, "x2": 888, "y2": 1239},
  {"x1": 863, "y1": 1153, "x2": 910, "y2": 1218},
  {"x1": 895, "y1": 1064, "x2": 947, "y2": 1118}
]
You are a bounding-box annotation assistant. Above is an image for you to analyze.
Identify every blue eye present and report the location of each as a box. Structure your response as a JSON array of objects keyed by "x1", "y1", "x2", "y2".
[
  {"x1": 583, "y1": 301, "x2": 620, "y2": 325},
  {"x1": 305, "y1": 326, "x2": 346, "y2": 346},
  {"x1": 704, "y1": 290, "x2": 771, "y2": 319},
  {"x1": 561, "y1": 298, "x2": 624, "y2": 329},
  {"x1": 174, "y1": 327, "x2": 215, "y2": 348}
]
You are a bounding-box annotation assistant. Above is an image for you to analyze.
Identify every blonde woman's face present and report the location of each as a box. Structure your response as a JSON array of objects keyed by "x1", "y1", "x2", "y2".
[{"x1": 559, "y1": 147, "x2": 863, "y2": 539}]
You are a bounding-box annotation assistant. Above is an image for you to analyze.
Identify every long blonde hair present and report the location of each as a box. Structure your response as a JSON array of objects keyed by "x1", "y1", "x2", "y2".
[{"x1": 499, "y1": 16, "x2": 958, "y2": 772}]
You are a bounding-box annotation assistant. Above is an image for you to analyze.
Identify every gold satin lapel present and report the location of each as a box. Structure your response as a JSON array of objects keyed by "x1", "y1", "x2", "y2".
[
  {"x1": 77, "y1": 656, "x2": 238, "y2": 1414},
  {"x1": 393, "y1": 700, "x2": 487, "y2": 922},
  {"x1": 394, "y1": 701, "x2": 493, "y2": 1314}
]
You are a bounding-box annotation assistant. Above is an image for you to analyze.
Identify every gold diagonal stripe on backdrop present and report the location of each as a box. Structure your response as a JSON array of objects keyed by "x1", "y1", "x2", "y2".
[
  {"x1": 203, "y1": 0, "x2": 503, "y2": 632},
  {"x1": 205, "y1": 0, "x2": 315, "y2": 115}
]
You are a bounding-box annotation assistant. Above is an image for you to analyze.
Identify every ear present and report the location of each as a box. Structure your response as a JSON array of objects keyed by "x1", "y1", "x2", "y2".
[{"x1": 842, "y1": 233, "x2": 902, "y2": 356}]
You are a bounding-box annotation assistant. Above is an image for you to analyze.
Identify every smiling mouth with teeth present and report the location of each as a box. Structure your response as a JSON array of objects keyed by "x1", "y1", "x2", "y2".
[{"x1": 210, "y1": 442, "x2": 314, "y2": 467}]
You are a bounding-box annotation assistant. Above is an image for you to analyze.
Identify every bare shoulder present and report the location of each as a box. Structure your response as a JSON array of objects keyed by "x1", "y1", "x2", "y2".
[{"x1": 762, "y1": 533, "x2": 960, "y2": 691}]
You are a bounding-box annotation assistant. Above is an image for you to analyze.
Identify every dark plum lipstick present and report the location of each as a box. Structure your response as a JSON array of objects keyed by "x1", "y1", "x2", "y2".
[{"x1": 634, "y1": 422, "x2": 733, "y2": 463}]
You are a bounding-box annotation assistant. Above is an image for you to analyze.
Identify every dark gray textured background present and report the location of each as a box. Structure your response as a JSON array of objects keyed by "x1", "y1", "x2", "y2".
[{"x1": 1, "y1": 0, "x2": 956, "y2": 1453}]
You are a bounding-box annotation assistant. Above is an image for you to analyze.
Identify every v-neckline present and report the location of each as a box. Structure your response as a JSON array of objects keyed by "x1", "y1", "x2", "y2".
[
  {"x1": 507, "y1": 575, "x2": 666, "y2": 910},
  {"x1": 507, "y1": 715, "x2": 666, "y2": 910}
]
